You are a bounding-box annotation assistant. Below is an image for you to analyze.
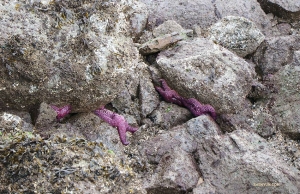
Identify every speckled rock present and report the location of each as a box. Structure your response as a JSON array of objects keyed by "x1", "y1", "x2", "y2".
[
  {"x1": 140, "y1": 0, "x2": 274, "y2": 35},
  {"x1": 139, "y1": 66, "x2": 160, "y2": 118},
  {"x1": 208, "y1": 16, "x2": 265, "y2": 57},
  {"x1": 156, "y1": 38, "x2": 255, "y2": 114},
  {"x1": 35, "y1": 102, "x2": 58, "y2": 130},
  {"x1": 0, "y1": 111, "x2": 33, "y2": 132},
  {"x1": 0, "y1": 0, "x2": 141, "y2": 112},
  {"x1": 153, "y1": 20, "x2": 185, "y2": 37},
  {"x1": 149, "y1": 101, "x2": 192, "y2": 130},
  {"x1": 258, "y1": 0, "x2": 300, "y2": 21},
  {"x1": 0, "y1": 125, "x2": 145, "y2": 194},
  {"x1": 128, "y1": 1, "x2": 149, "y2": 39},
  {"x1": 194, "y1": 129, "x2": 300, "y2": 193},
  {"x1": 144, "y1": 115, "x2": 220, "y2": 164},
  {"x1": 271, "y1": 63, "x2": 300, "y2": 140},
  {"x1": 253, "y1": 35, "x2": 300, "y2": 75},
  {"x1": 145, "y1": 148, "x2": 200, "y2": 194}
]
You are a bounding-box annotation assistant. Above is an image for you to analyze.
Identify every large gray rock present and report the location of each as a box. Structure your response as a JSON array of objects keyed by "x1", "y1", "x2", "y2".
[
  {"x1": 258, "y1": 0, "x2": 300, "y2": 21},
  {"x1": 140, "y1": 0, "x2": 274, "y2": 35},
  {"x1": 156, "y1": 38, "x2": 255, "y2": 114},
  {"x1": 271, "y1": 62, "x2": 300, "y2": 139},
  {"x1": 194, "y1": 130, "x2": 300, "y2": 193},
  {"x1": 208, "y1": 16, "x2": 265, "y2": 57},
  {"x1": 0, "y1": 0, "x2": 141, "y2": 112},
  {"x1": 144, "y1": 116, "x2": 300, "y2": 193},
  {"x1": 253, "y1": 35, "x2": 300, "y2": 75}
]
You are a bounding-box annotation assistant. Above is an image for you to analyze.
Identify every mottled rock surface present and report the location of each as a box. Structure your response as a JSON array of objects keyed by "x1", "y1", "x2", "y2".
[
  {"x1": 140, "y1": 0, "x2": 274, "y2": 35},
  {"x1": 271, "y1": 64, "x2": 300, "y2": 139},
  {"x1": 208, "y1": 16, "x2": 265, "y2": 57},
  {"x1": 0, "y1": 0, "x2": 141, "y2": 112},
  {"x1": 149, "y1": 101, "x2": 192, "y2": 130},
  {"x1": 258, "y1": 0, "x2": 300, "y2": 21},
  {"x1": 253, "y1": 35, "x2": 300, "y2": 75},
  {"x1": 156, "y1": 38, "x2": 255, "y2": 114},
  {"x1": 144, "y1": 116, "x2": 300, "y2": 193}
]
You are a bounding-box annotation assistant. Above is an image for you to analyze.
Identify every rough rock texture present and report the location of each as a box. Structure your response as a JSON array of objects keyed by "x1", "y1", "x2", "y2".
[
  {"x1": 253, "y1": 35, "x2": 300, "y2": 75},
  {"x1": 194, "y1": 130, "x2": 300, "y2": 193},
  {"x1": 208, "y1": 16, "x2": 265, "y2": 57},
  {"x1": 149, "y1": 101, "x2": 192, "y2": 130},
  {"x1": 0, "y1": 125, "x2": 144, "y2": 194},
  {"x1": 258, "y1": 0, "x2": 300, "y2": 21},
  {"x1": 128, "y1": 1, "x2": 149, "y2": 39},
  {"x1": 271, "y1": 63, "x2": 300, "y2": 139},
  {"x1": 139, "y1": 67, "x2": 160, "y2": 118},
  {"x1": 144, "y1": 116, "x2": 300, "y2": 193},
  {"x1": 156, "y1": 38, "x2": 255, "y2": 114},
  {"x1": 140, "y1": 0, "x2": 274, "y2": 35},
  {"x1": 153, "y1": 20, "x2": 185, "y2": 38},
  {"x1": 0, "y1": 0, "x2": 141, "y2": 112},
  {"x1": 138, "y1": 30, "x2": 193, "y2": 55},
  {"x1": 146, "y1": 148, "x2": 200, "y2": 194},
  {"x1": 0, "y1": 111, "x2": 33, "y2": 132},
  {"x1": 35, "y1": 102, "x2": 58, "y2": 130}
]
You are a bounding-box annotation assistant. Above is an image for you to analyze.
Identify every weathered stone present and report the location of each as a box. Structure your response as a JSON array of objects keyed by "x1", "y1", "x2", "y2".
[
  {"x1": 145, "y1": 148, "x2": 200, "y2": 194},
  {"x1": 153, "y1": 20, "x2": 185, "y2": 38},
  {"x1": 0, "y1": 0, "x2": 140, "y2": 112},
  {"x1": 139, "y1": 67, "x2": 160, "y2": 118},
  {"x1": 138, "y1": 30, "x2": 193, "y2": 55},
  {"x1": 156, "y1": 38, "x2": 255, "y2": 114},
  {"x1": 144, "y1": 115, "x2": 220, "y2": 164},
  {"x1": 208, "y1": 16, "x2": 265, "y2": 57},
  {"x1": 194, "y1": 130, "x2": 300, "y2": 193},
  {"x1": 258, "y1": 0, "x2": 300, "y2": 21},
  {"x1": 140, "y1": 0, "x2": 274, "y2": 35},
  {"x1": 128, "y1": 1, "x2": 149, "y2": 39},
  {"x1": 149, "y1": 101, "x2": 192, "y2": 130},
  {"x1": 35, "y1": 102, "x2": 57, "y2": 130},
  {"x1": 271, "y1": 64, "x2": 300, "y2": 139},
  {"x1": 253, "y1": 35, "x2": 300, "y2": 75},
  {"x1": 0, "y1": 111, "x2": 33, "y2": 132}
]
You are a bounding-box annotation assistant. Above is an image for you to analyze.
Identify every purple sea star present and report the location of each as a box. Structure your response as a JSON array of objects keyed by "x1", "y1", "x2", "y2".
[
  {"x1": 155, "y1": 79, "x2": 217, "y2": 120},
  {"x1": 50, "y1": 105, "x2": 71, "y2": 121},
  {"x1": 182, "y1": 98, "x2": 216, "y2": 120},
  {"x1": 155, "y1": 79, "x2": 183, "y2": 106},
  {"x1": 94, "y1": 106, "x2": 138, "y2": 145}
]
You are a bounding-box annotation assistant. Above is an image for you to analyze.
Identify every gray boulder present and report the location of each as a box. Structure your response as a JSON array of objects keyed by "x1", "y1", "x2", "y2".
[
  {"x1": 156, "y1": 38, "x2": 255, "y2": 114},
  {"x1": 194, "y1": 129, "x2": 300, "y2": 193},
  {"x1": 0, "y1": 0, "x2": 141, "y2": 112},
  {"x1": 140, "y1": 0, "x2": 274, "y2": 35},
  {"x1": 258, "y1": 0, "x2": 300, "y2": 21},
  {"x1": 253, "y1": 35, "x2": 300, "y2": 75},
  {"x1": 271, "y1": 63, "x2": 300, "y2": 139},
  {"x1": 208, "y1": 16, "x2": 265, "y2": 57}
]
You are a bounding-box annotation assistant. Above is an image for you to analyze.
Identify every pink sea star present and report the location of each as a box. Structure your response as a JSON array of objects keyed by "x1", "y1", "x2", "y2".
[
  {"x1": 94, "y1": 106, "x2": 138, "y2": 145},
  {"x1": 155, "y1": 79, "x2": 184, "y2": 106},
  {"x1": 50, "y1": 105, "x2": 71, "y2": 121},
  {"x1": 181, "y1": 98, "x2": 216, "y2": 120},
  {"x1": 155, "y1": 79, "x2": 217, "y2": 120}
]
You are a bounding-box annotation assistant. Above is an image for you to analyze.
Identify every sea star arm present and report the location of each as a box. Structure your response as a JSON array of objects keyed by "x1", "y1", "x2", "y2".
[
  {"x1": 155, "y1": 79, "x2": 183, "y2": 106},
  {"x1": 117, "y1": 124, "x2": 130, "y2": 145},
  {"x1": 94, "y1": 106, "x2": 138, "y2": 145},
  {"x1": 182, "y1": 98, "x2": 216, "y2": 120},
  {"x1": 126, "y1": 125, "x2": 138, "y2": 133},
  {"x1": 50, "y1": 105, "x2": 71, "y2": 121},
  {"x1": 94, "y1": 108, "x2": 116, "y2": 126}
]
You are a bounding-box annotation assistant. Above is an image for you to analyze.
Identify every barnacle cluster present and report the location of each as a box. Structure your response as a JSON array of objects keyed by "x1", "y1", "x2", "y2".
[{"x1": 0, "y1": 128, "x2": 142, "y2": 193}]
